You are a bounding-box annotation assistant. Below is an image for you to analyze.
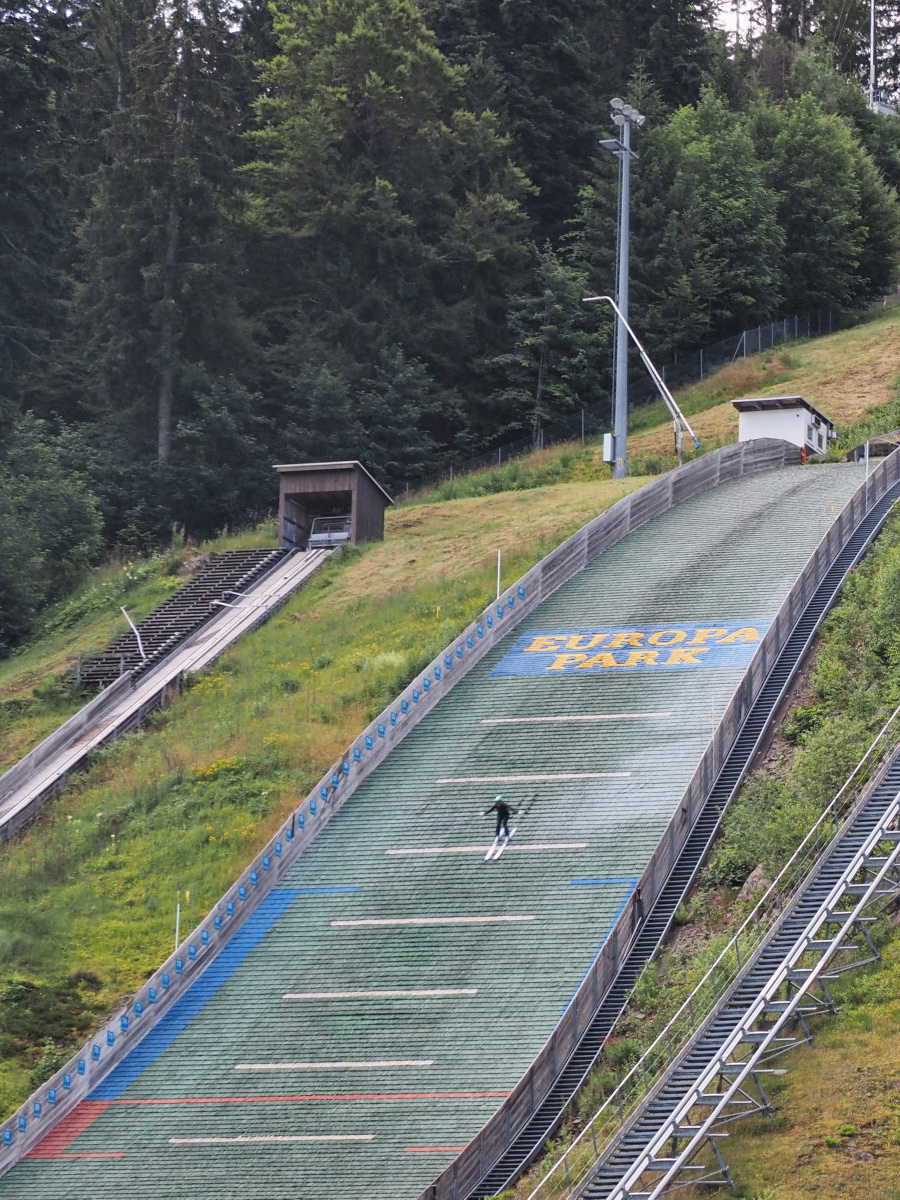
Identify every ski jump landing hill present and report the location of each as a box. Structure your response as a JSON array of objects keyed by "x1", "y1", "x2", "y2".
[{"x1": 0, "y1": 440, "x2": 895, "y2": 1200}]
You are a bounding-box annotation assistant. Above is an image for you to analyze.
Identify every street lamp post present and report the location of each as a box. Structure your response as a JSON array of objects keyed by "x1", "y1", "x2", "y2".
[{"x1": 599, "y1": 98, "x2": 645, "y2": 478}]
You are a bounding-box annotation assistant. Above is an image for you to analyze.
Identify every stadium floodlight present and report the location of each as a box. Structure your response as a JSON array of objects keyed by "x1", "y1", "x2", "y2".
[{"x1": 597, "y1": 100, "x2": 646, "y2": 478}]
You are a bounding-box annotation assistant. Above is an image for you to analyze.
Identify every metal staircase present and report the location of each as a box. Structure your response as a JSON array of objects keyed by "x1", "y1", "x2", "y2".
[
  {"x1": 467, "y1": 481, "x2": 900, "y2": 1199},
  {"x1": 75, "y1": 548, "x2": 289, "y2": 691},
  {"x1": 1, "y1": 549, "x2": 325, "y2": 842},
  {"x1": 578, "y1": 758, "x2": 900, "y2": 1199}
]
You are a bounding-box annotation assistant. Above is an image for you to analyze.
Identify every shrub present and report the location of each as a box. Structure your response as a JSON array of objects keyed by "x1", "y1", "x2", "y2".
[
  {"x1": 706, "y1": 774, "x2": 792, "y2": 885},
  {"x1": 632, "y1": 962, "x2": 660, "y2": 1011},
  {"x1": 782, "y1": 703, "x2": 829, "y2": 745},
  {"x1": 27, "y1": 1040, "x2": 70, "y2": 1089},
  {"x1": 0, "y1": 974, "x2": 103, "y2": 1050}
]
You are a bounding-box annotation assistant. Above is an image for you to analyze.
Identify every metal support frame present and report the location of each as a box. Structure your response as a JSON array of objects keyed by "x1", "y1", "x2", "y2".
[{"x1": 608, "y1": 799, "x2": 900, "y2": 1199}]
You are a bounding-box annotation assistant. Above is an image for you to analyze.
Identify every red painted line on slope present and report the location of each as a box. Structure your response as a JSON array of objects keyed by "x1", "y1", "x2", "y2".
[
  {"x1": 25, "y1": 1100, "x2": 113, "y2": 1158},
  {"x1": 105, "y1": 1090, "x2": 509, "y2": 1106}
]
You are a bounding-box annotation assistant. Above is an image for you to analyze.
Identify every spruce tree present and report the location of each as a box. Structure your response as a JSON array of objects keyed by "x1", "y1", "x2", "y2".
[
  {"x1": 578, "y1": 88, "x2": 782, "y2": 361},
  {"x1": 486, "y1": 246, "x2": 605, "y2": 437},
  {"x1": 847, "y1": 140, "x2": 900, "y2": 301},
  {"x1": 594, "y1": 0, "x2": 715, "y2": 110},
  {"x1": 0, "y1": 0, "x2": 70, "y2": 426},
  {"x1": 423, "y1": 0, "x2": 606, "y2": 241},
  {"x1": 73, "y1": 0, "x2": 250, "y2": 466},
  {"x1": 245, "y1": 0, "x2": 533, "y2": 465},
  {"x1": 758, "y1": 94, "x2": 866, "y2": 311}
]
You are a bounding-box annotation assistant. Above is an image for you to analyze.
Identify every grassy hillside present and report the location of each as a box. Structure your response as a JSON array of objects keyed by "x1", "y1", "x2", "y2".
[
  {"x1": 0, "y1": 476, "x2": 647, "y2": 1113},
  {"x1": 630, "y1": 304, "x2": 900, "y2": 459},
  {"x1": 1, "y1": 302, "x2": 900, "y2": 1164},
  {"x1": 0, "y1": 524, "x2": 279, "y2": 774},
  {"x1": 412, "y1": 303, "x2": 900, "y2": 506}
]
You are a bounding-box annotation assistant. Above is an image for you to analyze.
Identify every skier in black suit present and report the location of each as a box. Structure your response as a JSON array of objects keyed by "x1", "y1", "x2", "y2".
[{"x1": 484, "y1": 794, "x2": 512, "y2": 839}]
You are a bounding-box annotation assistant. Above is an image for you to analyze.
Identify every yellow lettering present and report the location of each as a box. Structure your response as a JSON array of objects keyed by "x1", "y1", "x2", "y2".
[
  {"x1": 687, "y1": 627, "x2": 727, "y2": 645},
  {"x1": 546, "y1": 652, "x2": 588, "y2": 670},
  {"x1": 648, "y1": 629, "x2": 686, "y2": 646},
  {"x1": 565, "y1": 633, "x2": 609, "y2": 651},
  {"x1": 664, "y1": 647, "x2": 710, "y2": 665},
  {"x1": 606, "y1": 630, "x2": 645, "y2": 649},
  {"x1": 525, "y1": 635, "x2": 568, "y2": 653},
  {"x1": 622, "y1": 650, "x2": 660, "y2": 667},
  {"x1": 577, "y1": 652, "x2": 621, "y2": 669},
  {"x1": 717, "y1": 626, "x2": 762, "y2": 644}
]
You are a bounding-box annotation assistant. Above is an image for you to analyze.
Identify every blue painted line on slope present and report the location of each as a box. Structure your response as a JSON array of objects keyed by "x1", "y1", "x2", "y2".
[
  {"x1": 89, "y1": 888, "x2": 302, "y2": 1100},
  {"x1": 558, "y1": 878, "x2": 640, "y2": 1017}
]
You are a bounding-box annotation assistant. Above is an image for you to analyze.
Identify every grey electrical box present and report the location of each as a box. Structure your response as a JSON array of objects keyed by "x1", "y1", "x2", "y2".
[{"x1": 602, "y1": 433, "x2": 615, "y2": 463}]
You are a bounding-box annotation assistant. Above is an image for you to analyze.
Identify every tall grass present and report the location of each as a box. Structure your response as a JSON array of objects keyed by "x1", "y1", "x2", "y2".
[{"x1": 0, "y1": 523, "x2": 288, "y2": 767}]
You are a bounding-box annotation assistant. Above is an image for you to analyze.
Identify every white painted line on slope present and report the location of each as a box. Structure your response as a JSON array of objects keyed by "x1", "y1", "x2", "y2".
[
  {"x1": 480, "y1": 712, "x2": 672, "y2": 725},
  {"x1": 385, "y1": 842, "x2": 588, "y2": 856},
  {"x1": 235, "y1": 1060, "x2": 434, "y2": 1071},
  {"x1": 283, "y1": 988, "x2": 478, "y2": 1001},
  {"x1": 435, "y1": 772, "x2": 630, "y2": 784},
  {"x1": 331, "y1": 915, "x2": 535, "y2": 928},
  {"x1": 169, "y1": 1135, "x2": 375, "y2": 1144}
]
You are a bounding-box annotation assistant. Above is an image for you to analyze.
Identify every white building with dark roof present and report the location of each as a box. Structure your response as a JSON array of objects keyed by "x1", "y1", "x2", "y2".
[{"x1": 732, "y1": 395, "x2": 835, "y2": 458}]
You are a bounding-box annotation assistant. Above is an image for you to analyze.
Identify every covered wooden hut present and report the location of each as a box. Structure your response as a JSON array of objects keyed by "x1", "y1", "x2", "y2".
[{"x1": 273, "y1": 461, "x2": 393, "y2": 550}]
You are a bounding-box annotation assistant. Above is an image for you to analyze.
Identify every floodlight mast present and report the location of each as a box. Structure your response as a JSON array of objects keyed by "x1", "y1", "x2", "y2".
[
  {"x1": 601, "y1": 99, "x2": 644, "y2": 477},
  {"x1": 869, "y1": 0, "x2": 876, "y2": 108},
  {"x1": 583, "y1": 294, "x2": 701, "y2": 464}
]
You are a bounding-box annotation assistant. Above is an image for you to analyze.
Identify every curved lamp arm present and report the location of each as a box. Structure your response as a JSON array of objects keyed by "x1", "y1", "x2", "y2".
[{"x1": 583, "y1": 295, "x2": 702, "y2": 450}]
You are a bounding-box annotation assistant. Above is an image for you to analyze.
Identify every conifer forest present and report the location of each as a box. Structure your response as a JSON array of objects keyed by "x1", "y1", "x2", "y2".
[{"x1": 2, "y1": 0, "x2": 900, "y2": 650}]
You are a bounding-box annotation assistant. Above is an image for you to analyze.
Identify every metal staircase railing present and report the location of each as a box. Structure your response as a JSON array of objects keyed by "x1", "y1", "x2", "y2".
[
  {"x1": 599, "y1": 784, "x2": 900, "y2": 1199},
  {"x1": 526, "y1": 700, "x2": 900, "y2": 1200},
  {"x1": 75, "y1": 548, "x2": 290, "y2": 691}
]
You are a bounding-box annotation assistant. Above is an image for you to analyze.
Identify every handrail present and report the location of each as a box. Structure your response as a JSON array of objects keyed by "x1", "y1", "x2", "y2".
[
  {"x1": 0, "y1": 549, "x2": 296, "y2": 813},
  {"x1": 617, "y1": 793, "x2": 900, "y2": 1200},
  {"x1": 0, "y1": 551, "x2": 321, "y2": 841},
  {"x1": 526, "y1": 696, "x2": 900, "y2": 1200}
]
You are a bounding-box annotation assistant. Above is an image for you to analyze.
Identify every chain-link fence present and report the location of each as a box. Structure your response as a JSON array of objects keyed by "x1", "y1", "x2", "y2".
[
  {"x1": 406, "y1": 308, "x2": 846, "y2": 494},
  {"x1": 661, "y1": 309, "x2": 838, "y2": 390}
]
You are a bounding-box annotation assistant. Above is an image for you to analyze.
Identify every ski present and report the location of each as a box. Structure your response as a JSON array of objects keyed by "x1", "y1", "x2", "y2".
[
  {"x1": 484, "y1": 835, "x2": 501, "y2": 862},
  {"x1": 489, "y1": 825, "x2": 517, "y2": 861}
]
